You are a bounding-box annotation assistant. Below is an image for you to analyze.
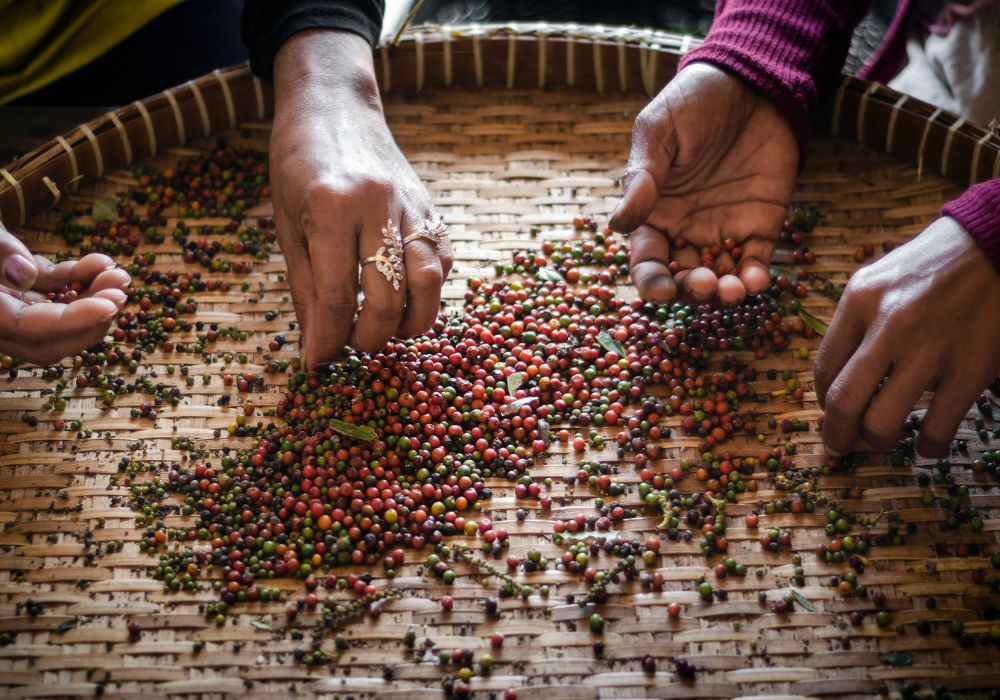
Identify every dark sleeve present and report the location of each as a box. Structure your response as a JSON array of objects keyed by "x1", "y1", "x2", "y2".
[
  {"x1": 678, "y1": 0, "x2": 873, "y2": 161},
  {"x1": 241, "y1": 0, "x2": 385, "y2": 82}
]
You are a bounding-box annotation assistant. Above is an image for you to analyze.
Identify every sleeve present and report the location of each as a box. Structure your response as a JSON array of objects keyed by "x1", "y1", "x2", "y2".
[
  {"x1": 941, "y1": 180, "x2": 1000, "y2": 273},
  {"x1": 678, "y1": 0, "x2": 873, "y2": 160},
  {"x1": 241, "y1": 0, "x2": 386, "y2": 83}
]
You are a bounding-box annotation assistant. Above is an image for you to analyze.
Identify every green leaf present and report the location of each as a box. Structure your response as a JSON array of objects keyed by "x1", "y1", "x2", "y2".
[
  {"x1": 250, "y1": 620, "x2": 274, "y2": 632},
  {"x1": 92, "y1": 197, "x2": 119, "y2": 223},
  {"x1": 790, "y1": 589, "x2": 816, "y2": 612},
  {"x1": 536, "y1": 267, "x2": 563, "y2": 282},
  {"x1": 769, "y1": 264, "x2": 796, "y2": 279},
  {"x1": 798, "y1": 310, "x2": 829, "y2": 337},
  {"x1": 596, "y1": 330, "x2": 626, "y2": 357},
  {"x1": 507, "y1": 372, "x2": 523, "y2": 394},
  {"x1": 879, "y1": 652, "x2": 912, "y2": 667},
  {"x1": 329, "y1": 419, "x2": 377, "y2": 442}
]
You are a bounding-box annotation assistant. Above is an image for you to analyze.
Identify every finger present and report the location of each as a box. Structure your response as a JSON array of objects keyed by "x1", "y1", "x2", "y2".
[
  {"x1": 916, "y1": 374, "x2": 981, "y2": 458},
  {"x1": 350, "y1": 218, "x2": 405, "y2": 354},
  {"x1": 675, "y1": 267, "x2": 717, "y2": 302},
  {"x1": 628, "y1": 224, "x2": 675, "y2": 303},
  {"x1": 0, "y1": 224, "x2": 39, "y2": 291},
  {"x1": 397, "y1": 229, "x2": 444, "y2": 339},
  {"x1": 672, "y1": 247, "x2": 700, "y2": 270},
  {"x1": 84, "y1": 268, "x2": 132, "y2": 295},
  {"x1": 813, "y1": 298, "x2": 866, "y2": 409},
  {"x1": 736, "y1": 238, "x2": 776, "y2": 295},
  {"x1": 438, "y1": 233, "x2": 455, "y2": 282},
  {"x1": 819, "y1": 336, "x2": 890, "y2": 456},
  {"x1": 862, "y1": 359, "x2": 935, "y2": 452},
  {"x1": 90, "y1": 288, "x2": 129, "y2": 306},
  {"x1": 1, "y1": 320, "x2": 120, "y2": 368},
  {"x1": 713, "y1": 251, "x2": 736, "y2": 277},
  {"x1": 0, "y1": 286, "x2": 47, "y2": 304},
  {"x1": 274, "y1": 204, "x2": 324, "y2": 371},
  {"x1": 716, "y1": 274, "x2": 746, "y2": 307},
  {"x1": 30, "y1": 253, "x2": 117, "y2": 292},
  {"x1": 0, "y1": 290, "x2": 124, "y2": 343}
]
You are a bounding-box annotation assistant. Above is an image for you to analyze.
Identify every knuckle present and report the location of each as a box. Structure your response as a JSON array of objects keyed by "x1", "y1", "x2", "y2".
[
  {"x1": 361, "y1": 292, "x2": 399, "y2": 318},
  {"x1": 822, "y1": 382, "x2": 850, "y2": 424},
  {"x1": 318, "y1": 289, "x2": 357, "y2": 323},
  {"x1": 862, "y1": 415, "x2": 898, "y2": 451},
  {"x1": 357, "y1": 176, "x2": 393, "y2": 200},
  {"x1": 409, "y1": 264, "x2": 443, "y2": 298}
]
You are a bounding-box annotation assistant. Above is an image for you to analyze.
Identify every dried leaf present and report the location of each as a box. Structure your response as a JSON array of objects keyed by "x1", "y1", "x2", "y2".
[
  {"x1": 880, "y1": 652, "x2": 912, "y2": 667},
  {"x1": 507, "y1": 372, "x2": 523, "y2": 394},
  {"x1": 769, "y1": 264, "x2": 796, "y2": 280},
  {"x1": 92, "y1": 197, "x2": 118, "y2": 223},
  {"x1": 789, "y1": 589, "x2": 816, "y2": 612},
  {"x1": 329, "y1": 419, "x2": 377, "y2": 442},
  {"x1": 555, "y1": 531, "x2": 608, "y2": 543},
  {"x1": 596, "y1": 330, "x2": 626, "y2": 357},
  {"x1": 250, "y1": 620, "x2": 274, "y2": 632},
  {"x1": 502, "y1": 396, "x2": 538, "y2": 417},
  {"x1": 798, "y1": 310, "x2": 829, "y2": 337},
  {"x1": 536, "y1": 267, "x2": 564, "y2": 282},
  {"x1": 56, "y1": 619, "x2": 77, "y2": 634}
]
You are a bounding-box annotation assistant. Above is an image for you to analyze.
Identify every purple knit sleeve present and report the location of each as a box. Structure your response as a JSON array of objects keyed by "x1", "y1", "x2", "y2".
[
  {"x1": 941, "y1": 180, "x2": 1000, "y2": 271},
  {"x1": 679, "y1": 0, "x2": 873, "y2": 160}
]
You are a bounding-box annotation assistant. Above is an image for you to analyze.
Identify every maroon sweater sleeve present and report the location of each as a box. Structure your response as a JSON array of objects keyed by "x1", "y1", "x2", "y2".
[
  {"x1": 942, "y1": 180, "x2": 1000, "y2": 270},
  {"x1": 678, "y1": 0, "x2": 872, "y2": 160},
  {"x1": 681, "y1": 0, "x2": 1000, "y2": 273}
]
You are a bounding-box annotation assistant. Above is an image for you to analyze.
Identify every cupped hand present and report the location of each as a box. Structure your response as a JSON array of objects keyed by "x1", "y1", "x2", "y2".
[
  {"x1": 611, "y1": 63, "x2": 799, "y2": 306},
  {"x1": 0, "y1": 223, "x2": 130, "y2": 365},
  {"x1": 270, "y1": 29, "x2": 453, "y2": 370},
  {"x1": 814, "y1": 217, "x2": 1000, "y2": 458}
]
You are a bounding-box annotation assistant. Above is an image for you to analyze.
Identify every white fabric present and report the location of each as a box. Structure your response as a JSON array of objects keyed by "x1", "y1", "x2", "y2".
[{"x1": 888, "y1": 4, "x2": 1000, "y2": 127}]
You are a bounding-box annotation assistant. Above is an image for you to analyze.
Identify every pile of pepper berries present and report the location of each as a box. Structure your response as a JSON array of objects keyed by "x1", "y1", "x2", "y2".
[{"x1": 6, "y1": 147, "x2": 1000, "y2": 700}]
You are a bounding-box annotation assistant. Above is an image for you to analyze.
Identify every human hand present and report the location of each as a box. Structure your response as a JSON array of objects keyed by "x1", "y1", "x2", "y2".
[
  {"x1": 611, "y1": 63, "x2": 799, "y2": 306},
  {"x1": 270, "y1": 29, "x2": 453, "y2": 370},
  {"x1": 0, "y1": 224, "x2": 130, "y2": 365},
  {"x1": 814, "y1": 217, "x2": 1000, "y2": 458}
]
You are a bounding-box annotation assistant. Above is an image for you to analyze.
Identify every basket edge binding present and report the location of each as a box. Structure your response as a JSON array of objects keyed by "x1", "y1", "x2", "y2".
[{"x1": 0, "y1": 22, "x2": 997, "y2": 230}]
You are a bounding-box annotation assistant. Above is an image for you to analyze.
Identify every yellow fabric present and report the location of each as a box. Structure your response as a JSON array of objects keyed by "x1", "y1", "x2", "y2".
[{"x1": 0, "y1": 0, "x2": 186, "y2": 104}]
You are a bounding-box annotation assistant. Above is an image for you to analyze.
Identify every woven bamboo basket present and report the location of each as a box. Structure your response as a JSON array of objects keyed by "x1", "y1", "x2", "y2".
[{"x1": 1, "y1": 23, "x2": 999, "y2": 700}]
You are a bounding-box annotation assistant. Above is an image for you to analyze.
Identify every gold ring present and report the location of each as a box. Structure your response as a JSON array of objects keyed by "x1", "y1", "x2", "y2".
[
  {"x1": 360, "y1": 220, "x2": 405, "y2": 290},
  {"x1": 402, "y1": 217, "x2": 449, "y2": 249}
]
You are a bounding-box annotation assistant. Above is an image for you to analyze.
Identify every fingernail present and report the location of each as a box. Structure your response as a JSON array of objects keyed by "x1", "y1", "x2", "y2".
[
  {"x1": 4, "y1": 255, "x2": 35, "y2": 289},
  {"x1": 100, "y1": 306, "x2": 120, "y2": 323},
  {"x1": 105, "y1": 263, "x2": 119, "y2": 271}
]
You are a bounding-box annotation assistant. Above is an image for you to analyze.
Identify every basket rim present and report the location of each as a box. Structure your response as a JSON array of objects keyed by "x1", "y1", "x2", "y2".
[{"x1": 0, "y1": 21, "x2": 997, "y2": 230}]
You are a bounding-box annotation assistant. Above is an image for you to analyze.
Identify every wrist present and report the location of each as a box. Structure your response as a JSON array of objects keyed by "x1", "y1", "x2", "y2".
[{"x1": 274, "y1": 29, "x2": 380, "y2": 109}]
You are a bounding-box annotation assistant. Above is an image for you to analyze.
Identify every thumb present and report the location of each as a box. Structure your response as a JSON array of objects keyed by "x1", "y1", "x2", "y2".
[
  {"x1": 609, "y1": 169, "x2": 660, "y2": 234},
  {"x1": 610, "y1": 102, "x2": 676, "y2": 233},
  {"x1": 0, "y1": 223, "x2": 38, "y2": 291}
]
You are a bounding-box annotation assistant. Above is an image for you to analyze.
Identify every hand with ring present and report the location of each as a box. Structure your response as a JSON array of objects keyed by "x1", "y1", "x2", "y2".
[{"x1": 270, "y1": 29, "x2": 454, "y2": 370}]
